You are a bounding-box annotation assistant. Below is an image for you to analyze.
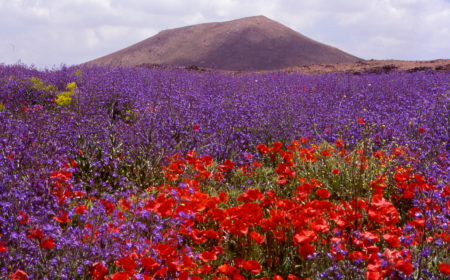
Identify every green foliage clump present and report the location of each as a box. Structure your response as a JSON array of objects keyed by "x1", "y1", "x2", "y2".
[
  {"x1": 0, "y1": 102, "x2": 5, "y2": 112},
  {"x1": 30, "y1": 77, "x2": 56, "y2": 92},
  {"x1": 55, "y1": 82, "x2": 77, "y2": 107}
]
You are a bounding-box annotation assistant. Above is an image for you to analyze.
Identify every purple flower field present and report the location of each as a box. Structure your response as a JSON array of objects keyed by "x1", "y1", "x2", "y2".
[{"x1": 0, "y1": 65, "x2": 448, "y2": 279}]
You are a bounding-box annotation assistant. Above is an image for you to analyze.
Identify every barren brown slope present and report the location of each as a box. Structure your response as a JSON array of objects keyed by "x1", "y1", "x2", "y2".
[{"x1": 84, "y1": 16, "x2": 360, "y2": 71}]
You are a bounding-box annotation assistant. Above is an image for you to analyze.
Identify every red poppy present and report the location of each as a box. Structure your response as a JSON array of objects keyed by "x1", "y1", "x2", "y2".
[
  {"x1": 366, "y1": 271, "x2": 382, "y2": 280},
  {"x1": 273, "y1": 275, "x2": 284, "y2": 280},
  {"x1": 439, "y1": 263, "x2": 450, "y2": 275},
  {"x1": 41, "y1": 237, "x2": 55, "y2": 249},
  {"x1": 368, "y1": 195, "x2": 399, "y2": 225},
  {"x1": 216, "y1": 264, "x2": 239, "y2": 276},
  {"x1": 18, "y1": 211, "x2": 29, "y2": 224},
  {"x1": 53, "y1": 210, "x2": 70, "y2": 223},
  {"x1": 298, "y1": 243, "x2": 315, "y2": 259},
  {"x1": 316, "y1": 188, "x2": 330, "y2": 199},
  {"x1": 152, "y1": 267, "x2": 167, "y2": 278},
  {"x1": 0, "y1": 241, "x2": 7, "y2": 252},
  {"x1": 141, "y1": 257, "x2": 160, "y2": 271},
  {"x1": 193, "y1": 125, "x2": 199, "y2": 131},
  {"x1": 357, "y1": 118, "x2": 365, "y2": 124},
  {"x1": 238, "y1": 189, "x2": 264, "y2": 202},
  {"x1": 321, "y1": 149, "x2": 331, "y2": 157},
  {"x1": 75, "y1": 205, "x2": 88, "y2": 214},
  {"x1": 293, "y1": 230, "x2": 316, "y2": 245},
  {"x1": 348, "y1": 251, "x2": 367, "y2": 261},
  {"x1": 199, "y1": 251, "x2": 217, "y2": 262},
  {"x1": 257, "y1": 144, "x2": 270, "y2": 155},
  {"x1": 89, "y1": 262, "x2": 108, "y2": 280},
  {"x1": 250, "y1": 231, "x2": 265, "y2": 244},
  {"x1": 417, "y1": 126, "x2": 427, "y2": 133},
  {"x1": 217, "y1": 159, "x2": 235, "y2": 172},
  {"x1": 203, "y1": 229, "x2": 219, "y2": 239},
  {"x1": 395, "y1": 260, "x2": 413, "y2": 275},
  {"x1": 309, "y1": 218, "x2": 329, "y2": 233},
  {"x1": 181, "y1": 256, "x2": 196, "y2": 270},
  {"x1": 252, "y1": 161, "x2": 262, "y2": 167},
  {"x1": 243, "y1": 260, "x2": 262, "y2": 274},
  {"x1": 272, "y1": 142, "x2": 283, "y2": 153},
  {"x1": 9, "y1": 269, "x2": 28, "y2": 280},
  {"x1": 177, "y1": 270, "x2": 189, "y2": 280},
  {"x1": 383, "y1": 234, "x2": 400, "y2": 248},
  {"x1": 27, "y1": 228, "x2": 44, "y2": 240},
  {"x1": 116, "y1": 256, "x2": 137, "y2": 271},
  {"x1": 109, "y1": 271, "x2": 128, "y2": 280},
  {"x1": 335, "y1": 138, "x2": 344, "y2": 147},
  {"x1": 155, "y1": 198, "x2": 175, "y2": 217},
  {"x1": 332, "y1": 169, "x2": 340, "y2": 175}
]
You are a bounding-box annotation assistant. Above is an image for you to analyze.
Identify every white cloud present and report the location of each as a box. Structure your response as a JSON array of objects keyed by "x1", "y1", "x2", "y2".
[{"x1": 0, "y1": 0, "x2": 449, "y2": 68}]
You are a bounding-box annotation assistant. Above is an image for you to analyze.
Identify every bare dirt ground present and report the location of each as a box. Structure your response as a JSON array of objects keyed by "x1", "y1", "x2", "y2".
[
  {"x1": 140, "y1": 59, "x2": 450, "y2": 75},
  {"x1": 281, "y1": 59, "x2": 450, "y2": 75}
]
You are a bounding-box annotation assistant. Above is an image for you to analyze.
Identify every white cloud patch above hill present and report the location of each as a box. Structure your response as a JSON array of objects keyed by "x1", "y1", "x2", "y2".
[{"x1": 0, "y1": 0, "x2": 449, "y2": 68}]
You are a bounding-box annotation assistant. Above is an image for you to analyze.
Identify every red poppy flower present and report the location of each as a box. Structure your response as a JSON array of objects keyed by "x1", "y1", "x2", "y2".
[
  {"x1": 216, "y1": 264, "x2": 239, "y2": 276},
  {"x1": 109, "y1": 271, "x2": 128, "y2": 280},
  {"x1": 153, "y1": 267, "x2": 167, "y2": 278},
  {"x1": 193, "y1": 125, "x2": 199, "y2": 131},
  {"x1": 395, "y1": 260, "x2": 413, "y2": 275},
  {"x1": 243, "y1": 260, "x2": 261, "y2": 274},
  {"x1": 357, "y1": 118, "x2": 365, "y2": 124},
  {"x1": 217, "y1": 159, "x2": 235, "y2": 172},
  {"x1": 75, "y1": 205, "x2": 88, "y2": 214},
  {"x1": 348, "y1": 251, "x2": 367, "y2": 261},
  {"x1": 298, "y1": 243, "x2": 315, "y2": 259},
  {"x1": 316, "y1": 188, "x2": 330, "y2": 199},
  {"x1": 238, "y1": 188, "x2": 264, "y2": 202},
  {"x1": 417, "y1": 126, "x2": 427, "y2": 133},
  {"x1": 181, "y1": 256, "x2": 196, "y2": 270},
  {"x1": 199, "y1": 251, "x2": 217, "y2": 262},
  {"x1": 27, "y1": 228, "x2": 44, "y2": 240},
  {"x1": 0, "y1": 241, "x2": 7, "y2": 253},
  {"x1": 272, "y1": 142, "x2": 283, "y2": 153},
  {"x1": 53, "y1": 210, "x2": 70, "y2": 223},
  {"x1": 309, "y1": 218, "x2": 329, "y2": 233},
  {"x1": 252, "y1": 161, "x2": 262, "y2": 167},
  {"x1": 293, "y1": 230, "x2": 316, "y2": 245},
  {"x1": 383, "y1": 234, "x2": 400, "y2": 248},
  {"x1": 9, "y1": 269, "x2": 28, "y2": 280},
  {"x1": 250, "y1": 231, "x2": 265, "y2": 244},
  {"x1": 257, "y1": 144, "x2": 270, "y2": 155},
  {"x1": 366, "y1": 271, "x2": 382, "y2": 280},
  {"x1": 155, "y1": 199, "x2": 175, "y2": 217},
  {"x1": 18, "y1": 211, "x2": 29, "y2": 224},
  {"x1": 116, "y1": 256, "x2": 137, "y2": 271},
  {"x1": 141, "y1": 257, "x2": 160, "y2": 271},
  {"x1": 89, "y1": 262, "x2": 108, "y2": 280},
  {"x1": 438, "y1": 263, "x2": 450, "y2": 275},
  {"x1": 201, "y1": 229, "x2": 218, "y2": 240},
  {"x1": 273, "y1": 275, "x2": 284, "y2": 280},
  {"x1": 335, "y1": 138, "x2": 344, "y2": 147},
  {"x1": 41, "y1": 237, "x2": 55, "y2": 249}
]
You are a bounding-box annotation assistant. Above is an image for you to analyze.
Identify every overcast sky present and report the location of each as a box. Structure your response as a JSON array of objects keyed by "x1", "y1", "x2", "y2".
[{"x1": 1, "y1": 0, "x2": 449, "y2": 69}]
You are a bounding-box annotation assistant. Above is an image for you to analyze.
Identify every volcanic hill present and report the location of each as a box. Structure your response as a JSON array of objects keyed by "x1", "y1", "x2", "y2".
[{"x1": 84, "y1": 16, "x2": 361, "y2": 71}]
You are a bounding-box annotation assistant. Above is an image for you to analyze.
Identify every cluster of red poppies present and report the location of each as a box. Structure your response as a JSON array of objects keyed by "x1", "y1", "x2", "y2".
[{"x1": 8, "y1": 140, "x2": 450, "y2": 280}]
